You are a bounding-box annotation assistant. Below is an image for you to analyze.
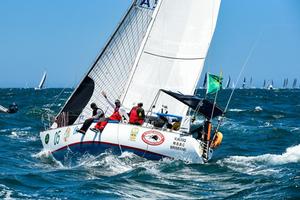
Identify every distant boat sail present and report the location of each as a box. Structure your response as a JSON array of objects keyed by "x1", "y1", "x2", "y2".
[
  {"x1": 35, "y1": 71, "x2": 47, "y2": 90},
  {"x1": 242, "y1": 77, "x2": 246, "y2": 89},
  {"x1": 292, "y1": 78, "x2": 297, "y2": 89},
  {"x1": 225, "y1": 76, "x2": 231, "y2": 89},
  {"x1": 263, "y1": 79, "x2": 266, "y2": 89},
  {"x1": 40, "y1": 0, "x2": 223, "y2": 164}
]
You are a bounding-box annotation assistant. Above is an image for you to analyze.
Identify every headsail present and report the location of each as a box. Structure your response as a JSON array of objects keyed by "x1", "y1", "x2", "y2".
[
  {"x1": 121, "y1": 0, "x2": 221, "y2": 116},
  {"x1": 56, "y1": 0, "x2": 158, "y2": 126}
]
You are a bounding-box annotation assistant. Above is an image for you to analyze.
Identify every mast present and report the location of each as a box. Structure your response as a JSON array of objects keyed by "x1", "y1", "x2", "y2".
[{"x1": 263, "y1": 79, "x2": 266, "y2": 89}]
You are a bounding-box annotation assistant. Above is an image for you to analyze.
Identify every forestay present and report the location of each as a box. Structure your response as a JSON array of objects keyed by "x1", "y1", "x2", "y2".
[
  {"x1": 121, "y1": 0, "x2": 221, "y2": 117},
  {"x1": 56, "y1": 0, "x2": 158, "y2": 126}
]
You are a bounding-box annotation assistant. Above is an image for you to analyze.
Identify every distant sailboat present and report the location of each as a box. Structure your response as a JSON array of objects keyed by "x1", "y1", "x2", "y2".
[
  {"x1": 249, "y1": 77, "x2": 254, "y2": 89},
  {"x1": 267, "y1": 80, "x2": 274, "y2": 90},
  {"x1": 0, "y1": 103, "x2": 18, "y2": 114},
  {"x1": 225, "y1": 76, "x2": 231, "y2": 89},
  {"x1": 242, "y1": 77, "x2": 246, "y2": 89},
  {"x1": 292, "y1": 78, "x2": 297, "y2": 89},
  {"x1": 263, "y1": 79, "x2": 266, "y2": 89},
  {"x1": 282, "y1": 78, "x2": 286, "y2": 89},
  {"x1": 35, "y1": 71, "x2": 47, "y2": 90}
]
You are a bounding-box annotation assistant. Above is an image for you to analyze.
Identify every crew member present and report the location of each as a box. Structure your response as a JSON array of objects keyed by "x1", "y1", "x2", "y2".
[
  {"x1": 93, "y1": 91, "x2": 129, "y2": 131},
  {"x1": 78, "y1": 103, "x2": 104, "y2": 134},
  {"x1": 129, "y1": 103, "x2": 145, "y2": 125}
]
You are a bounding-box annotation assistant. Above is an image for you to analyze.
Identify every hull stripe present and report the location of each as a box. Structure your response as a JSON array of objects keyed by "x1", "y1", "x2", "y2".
[{"x1": 51, "y1": 141, "x2": 169, "y2": 158}]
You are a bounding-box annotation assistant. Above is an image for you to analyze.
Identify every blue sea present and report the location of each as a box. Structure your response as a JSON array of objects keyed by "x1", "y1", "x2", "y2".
[{"x1": 0, "y1": 88, "x2": 299, "y2": 199}]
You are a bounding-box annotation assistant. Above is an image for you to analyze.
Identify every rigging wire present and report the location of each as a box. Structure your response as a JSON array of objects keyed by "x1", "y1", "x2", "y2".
[{"x1": 215, "y1": 32, "x2": 263, "y2": 132}]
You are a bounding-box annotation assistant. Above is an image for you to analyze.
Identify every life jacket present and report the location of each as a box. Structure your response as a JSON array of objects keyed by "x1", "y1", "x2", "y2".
[
  {"x1": 109, "y1": 107, "x2": 122, "y2": 121},
  {"x1": 129, "y1": 106, "x2": 144, "y2": 125},
  {"x1": 94, "y1": 107, "x2": 121, "y2": 131}
]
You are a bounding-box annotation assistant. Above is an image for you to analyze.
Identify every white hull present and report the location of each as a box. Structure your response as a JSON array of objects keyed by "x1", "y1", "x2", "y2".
[{"x1": 40, "y1": 122, "x2": 212, "y2": 164}]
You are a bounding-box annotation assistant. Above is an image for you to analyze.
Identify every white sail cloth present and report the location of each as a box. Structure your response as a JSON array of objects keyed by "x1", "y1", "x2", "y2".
[{"x1": 122, "y1": 0, "x2": 221, "y2": 117}]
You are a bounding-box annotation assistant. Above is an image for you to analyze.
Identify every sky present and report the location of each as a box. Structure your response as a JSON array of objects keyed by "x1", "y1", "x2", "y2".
[{"x1": 0, "y1": 0, "x2": 299, "y2": 88}]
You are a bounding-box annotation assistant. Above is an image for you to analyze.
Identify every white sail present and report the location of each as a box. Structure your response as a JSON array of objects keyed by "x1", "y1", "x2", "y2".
[
  {"x1": 35, "y1": 71, "x2": 47, "y2": 90},
  {"x1": 56, "y1": 0, "x2": 158, "y2": 126},
  {"x1": 122, "y1": 0, "x2": 221, "y2": 116}
]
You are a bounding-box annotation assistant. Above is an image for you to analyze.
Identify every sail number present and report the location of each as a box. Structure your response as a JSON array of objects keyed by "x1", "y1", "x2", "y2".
[
  {"x1": 54, "y1": 131, "x2": 61, "y2": 145},
  {"x1": 139, "y1": 0, "x2": 158, "y2": 9}
]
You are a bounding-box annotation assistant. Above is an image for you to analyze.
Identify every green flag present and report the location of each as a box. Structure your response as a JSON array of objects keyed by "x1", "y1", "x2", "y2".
[{"x1": 206, "y1": 73, "x2": 223, "y2": 94}]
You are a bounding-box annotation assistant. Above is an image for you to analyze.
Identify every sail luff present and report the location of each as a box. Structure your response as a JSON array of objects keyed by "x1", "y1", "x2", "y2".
[{"x1": 120, "y1": 0, "x2": 163, "y2": 104}]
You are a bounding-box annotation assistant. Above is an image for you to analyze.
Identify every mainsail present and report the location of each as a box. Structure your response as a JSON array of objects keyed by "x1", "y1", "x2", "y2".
[
  {"x1": 56, "y1": 0, "x2": 221, "y2": 126},
  {"x1": 56, "y1": 0, "x2": 157, "y2": 125},
  {"x1": 121, "y1": 0, "x2": 221, "y2": 116}
]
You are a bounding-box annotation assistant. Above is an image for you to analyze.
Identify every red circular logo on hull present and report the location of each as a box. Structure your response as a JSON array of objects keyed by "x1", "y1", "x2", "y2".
[{"x1": 142, "y1": 130, "x2": 165, "y2": 146}]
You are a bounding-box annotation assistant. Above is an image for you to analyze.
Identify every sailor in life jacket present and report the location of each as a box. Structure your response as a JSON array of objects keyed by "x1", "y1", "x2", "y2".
[
  {"x1": 129, "y1": 102, "x2": 145, "y2": 125},
  {"x1": 94, "y1": 91, "x2": 129, "y2": 131},
  {"x1": 78, "y1": 103, "x2": 104, "y2": 134}
]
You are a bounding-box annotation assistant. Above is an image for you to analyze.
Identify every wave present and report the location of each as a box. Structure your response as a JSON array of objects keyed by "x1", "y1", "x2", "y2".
[
  {"x1": 228, "y1": 108, "x2": 245, "y2": 112},
  {"x1": 0, "y1": 184, "x2": 31, "y2": 199},
  {"x1": 32, "y1": 149, "x2": 64, "y2": 168},
  {"x1": 218, "y1": 144, "x2": 300, "y2": 175},
  {"x1": 254, "y1": 106, "x2": 263, "y2": 112}
]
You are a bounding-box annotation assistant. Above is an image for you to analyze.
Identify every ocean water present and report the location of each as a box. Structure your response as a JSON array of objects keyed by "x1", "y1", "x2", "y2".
[{"x1": 0, "y1": 88, "x2": 299, "y2": 199}]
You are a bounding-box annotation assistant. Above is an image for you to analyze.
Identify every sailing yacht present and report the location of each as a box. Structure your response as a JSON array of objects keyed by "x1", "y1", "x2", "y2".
[
  {"x1": 35, "y1": 71, "x2": 47, "y2": 90},
  {"x1": 40, "y1": 0, "x2": 222, "y2": 164},
  {"x1": 292, "y1": 78, "x2": 297, "y2": 89},
  {"x1": 225, "y1": 76, "x2": 231, "y2": 89},
  {"x1": 267, "y1": 80, "x2": 274, "y2": 90},
  {"x1": 241, "y1": 77, "x2": 246, "y2": 89}
]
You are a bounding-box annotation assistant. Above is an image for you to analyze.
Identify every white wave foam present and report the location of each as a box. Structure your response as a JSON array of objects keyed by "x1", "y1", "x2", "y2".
[
  {"x1": 8, "y1": 128, "x2": 38, "y2": 142},
  {"x1": 32, "y1": 149, "x2": 64, "y2": 168},
  {"x1": 0, "y1": 184, "x2": 31, "y2": 200},
  {"x1": 218, "y1": 144, "x2": 300, "y2": 175},
  {"x1": 254, "y1": 106, "x2": 263, "y2": 112},
  {"x1": 228, "y1": 108, "x2": 245, "y2": 112}
]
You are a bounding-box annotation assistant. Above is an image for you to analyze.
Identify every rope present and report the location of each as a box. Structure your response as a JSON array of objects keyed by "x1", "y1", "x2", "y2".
[{"x1": 215, "y1": 33, "x2": 262, "y2": 132}]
